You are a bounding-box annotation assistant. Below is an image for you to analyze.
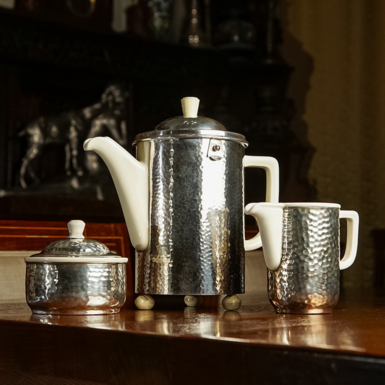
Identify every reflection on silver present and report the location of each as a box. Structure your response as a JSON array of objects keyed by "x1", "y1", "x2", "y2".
[
  {"x1": 136, "y1": 138, "x2": 245, "y2": 295},
  {"x1": 26, "y1": 263, "x2": 126, "y2": 315},
  {"x1": 268, "y1": 207, "x2": 340, "y2": 314}
]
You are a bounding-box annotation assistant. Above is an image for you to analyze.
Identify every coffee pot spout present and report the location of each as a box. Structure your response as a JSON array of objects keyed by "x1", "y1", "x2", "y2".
[
  {"x1": 84, "y1": 137, "x2": 149, "y2": 250},
  {"x1": 245, "y1": 203, "x2": 284, "y2": 270}
]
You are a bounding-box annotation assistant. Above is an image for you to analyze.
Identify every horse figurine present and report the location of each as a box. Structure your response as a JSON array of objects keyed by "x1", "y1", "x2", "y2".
[{"x1": 19, "y1": 84, "x2": 128, "y2": 189}]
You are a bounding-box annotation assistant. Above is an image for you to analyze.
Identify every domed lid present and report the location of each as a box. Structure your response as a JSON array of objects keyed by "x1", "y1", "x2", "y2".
[
  {"x1": 25, "y1": 220, "x2": 127, "y2": 264},
  {"x1": 133, "y1": 97, "x2": 248, "y2": 147}
]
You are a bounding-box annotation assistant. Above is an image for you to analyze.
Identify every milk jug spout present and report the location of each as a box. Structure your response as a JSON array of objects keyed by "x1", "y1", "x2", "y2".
[
  {"x1": 84, "y1": 137, "x2": 149, "y2": 250},
  {"x1": 245, "y1": 203, "x2": 284, "y2": 270}
]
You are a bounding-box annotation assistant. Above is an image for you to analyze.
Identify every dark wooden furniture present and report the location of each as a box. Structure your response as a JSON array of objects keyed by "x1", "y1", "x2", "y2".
[
  {"x1": 373, "y1": 229, "x2": 385, "y2": 287},
  {"x1": 0, "y1": 220, "x2": 131, "y2": 255},
  {"x1": 1, "y1": 290, "x2": 385, "y2": 384},
  {"x1": 0, "y1": 5, "x2": 316, "y2": 223}
]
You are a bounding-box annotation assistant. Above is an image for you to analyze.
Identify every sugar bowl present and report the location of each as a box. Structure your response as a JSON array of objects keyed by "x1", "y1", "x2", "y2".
[{"x1": 25, "y1": 220, "x2": 128, "y2": 315}]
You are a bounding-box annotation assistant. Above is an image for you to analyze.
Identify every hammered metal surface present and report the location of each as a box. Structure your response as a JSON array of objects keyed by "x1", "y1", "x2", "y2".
[
  {"x1": 41, "y1": 238, "x2": 113, "y2": 256},
  {"x1": 136, "y1": 138, "x2": 245, "y2": 295},
  {"x1": 26, "y1": 263, "x2": 126, "y2": 315},
  {"x1": 268, "y1": 207, "x2": 340, "y2": 314},
  {"x1": 134, "y1": 115, "x2": 247, "y2": 146}
]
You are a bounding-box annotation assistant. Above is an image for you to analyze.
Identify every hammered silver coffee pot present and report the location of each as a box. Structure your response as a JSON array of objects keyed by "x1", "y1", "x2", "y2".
[{"x1": 84, "y1": 97, "x2": 279, "y2": 310}]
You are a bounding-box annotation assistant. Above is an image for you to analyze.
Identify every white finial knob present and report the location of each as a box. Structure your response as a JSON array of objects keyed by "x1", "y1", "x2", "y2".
[
  {"x1": 68, "y1": 220, "x2": 85, "y2": 240},
  {"x1": 181, "y1": 97, "x2": 200, "y2": 118}
]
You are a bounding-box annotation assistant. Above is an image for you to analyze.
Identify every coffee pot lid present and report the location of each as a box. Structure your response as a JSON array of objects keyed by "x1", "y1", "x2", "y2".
[
  {"x1": 25, "y1": 220, "x2": 128, "y2": 263},
  {"x1": 133, "y1": 97, "x2": 248, "y2": 147}
]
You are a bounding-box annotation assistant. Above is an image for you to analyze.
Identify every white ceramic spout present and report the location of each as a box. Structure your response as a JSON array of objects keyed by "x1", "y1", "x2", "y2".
[
  {"x1": 245, "y1": 202, "x2": 284, "y2": 270},
  {"x1": 83, "y1": 137, "x2": 149, "y2": 250}
]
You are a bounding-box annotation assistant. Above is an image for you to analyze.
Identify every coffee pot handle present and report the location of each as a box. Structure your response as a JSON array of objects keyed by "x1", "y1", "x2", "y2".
[
  {"x1": 339, "y1": 210, "x2": 359, "y2": 270},
  {"x1": 243, "y1": 156, "x2": 279, "y2": 251}
]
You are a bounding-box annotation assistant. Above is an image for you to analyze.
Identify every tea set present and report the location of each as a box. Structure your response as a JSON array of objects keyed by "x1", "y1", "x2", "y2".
[{"x1": 25, "y1": 97, "x2": 359, "y2": 316}]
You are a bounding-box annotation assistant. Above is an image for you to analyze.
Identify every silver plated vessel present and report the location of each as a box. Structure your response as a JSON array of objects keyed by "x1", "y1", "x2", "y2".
[
  {"x1": 269, "y1": 206, "x2": 341, "y2": 314},
  {"x1": 246, "y1": 202, "x2": 360, "y2": 314},
  {"x1": 84, "y1": 97, "x2": 279, "y2": 309},
  {"x1": 25, "y1": 220, "x2": 128, "y2": 315},
  {"x1": 136, "y1": 134, "x2": 246, "y2": 296}
]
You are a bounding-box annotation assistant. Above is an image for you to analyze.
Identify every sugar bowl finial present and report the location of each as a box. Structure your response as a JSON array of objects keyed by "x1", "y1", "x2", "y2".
[
  {"x1": 67, "y1": 220, "x2": 85, "y2": 240},
  {"x1": 181, "y1": 97, "x2": 200, "y2": 118}
]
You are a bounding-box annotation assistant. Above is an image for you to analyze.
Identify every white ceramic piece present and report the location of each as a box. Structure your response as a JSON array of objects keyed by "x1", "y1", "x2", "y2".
[
  {"x1": 243, "y1": 156, "x2": 280, "y2": 252},
  {"x1": 222, "y1": 295, "x2": 241, "y2": 311},
  {"x1": 181, "y1": 97, "x2": 200, "y2": 118},
  {"x1": 83, "y1": 137, "x2": 149, "y2": 251},
  {"x1": 245, "y1": 202, "x2": 284, "y2": 270},
  {"x1": 135, "y1": 295, "x2": 155, "y2": 310},
  {"x1": 67, "y1": 220, "x2": 85, "y2": 240},
  {"x1": 339, "y1": 210, "x2": 360, "y2": 270},
  {"x1": 184, "y1": 295, "x2": 202, "y2": 307}
]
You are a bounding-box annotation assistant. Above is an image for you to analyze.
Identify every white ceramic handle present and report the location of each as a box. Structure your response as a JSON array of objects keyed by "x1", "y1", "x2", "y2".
[
  {"x1": 243, "y1": 156, "x2": 279, "y2": 251},
  {"x1": 68, "y1": 220, "x2": 85, "y2": 240},
  {"x1": 339, "y1": 210, "x2": 359, "y2": 270}
]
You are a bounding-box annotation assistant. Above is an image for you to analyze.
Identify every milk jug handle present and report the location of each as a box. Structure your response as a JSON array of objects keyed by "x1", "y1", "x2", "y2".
[
  {"x1": 339, "y1": 210, "x2": 359, "y2": 270},
  {"x1": 243, "y1": 156, "x2": 279, "y2": 251}
]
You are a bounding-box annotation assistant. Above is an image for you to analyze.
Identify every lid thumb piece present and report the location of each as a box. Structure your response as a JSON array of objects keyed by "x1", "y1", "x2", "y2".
[
  {"x1": 68, "y1": 220, "x2": 85, "y2": 240},
  {"x1": 181, "y1": 97, "x2": 200, "y2": 118}
]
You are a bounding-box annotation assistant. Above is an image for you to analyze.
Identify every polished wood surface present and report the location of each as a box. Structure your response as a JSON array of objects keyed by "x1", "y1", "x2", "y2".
[
  {"x1": 1, "y1": 290, "x2": 385, "y2": 357},
  {"x1": 1, "y1": 290, "x2": 385, "y2": 384},
  {"x1": 0, "y1": 223, "x2": 382, "y2": 383}
]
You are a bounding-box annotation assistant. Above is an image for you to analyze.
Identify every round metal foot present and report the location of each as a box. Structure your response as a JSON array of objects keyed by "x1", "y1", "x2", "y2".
[
  {"x1": 222, "y1": 295, "x2": 241, "y2": 311},
  {"x1": 184, "y1": 295, "x2": 202, "y2": 307},
  {"x1": 135, "y1": 295, "x2": 155, "y2": 310}
]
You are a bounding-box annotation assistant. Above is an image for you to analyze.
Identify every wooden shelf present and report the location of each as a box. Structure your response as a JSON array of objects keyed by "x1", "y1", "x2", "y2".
[
  {"x1": 0, "y1": 12, "x2": 292, "y2": 87},
  {"x1": 0, "y1": 12, "x2": 228, "y2": 84}
]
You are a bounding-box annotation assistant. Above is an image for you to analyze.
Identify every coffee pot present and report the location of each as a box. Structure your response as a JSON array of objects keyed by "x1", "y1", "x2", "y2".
[{"x1": 84, "y1": 97, "x2": 279, "y2": 310}]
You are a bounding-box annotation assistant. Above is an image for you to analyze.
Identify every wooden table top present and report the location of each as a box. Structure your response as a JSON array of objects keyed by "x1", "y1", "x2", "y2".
[
  {"x1": 1, "y1": 290, "x2": 385, "y2": 384},
  {"x1": 1, "y1": 290, "x2": 385, "y2": 357}
]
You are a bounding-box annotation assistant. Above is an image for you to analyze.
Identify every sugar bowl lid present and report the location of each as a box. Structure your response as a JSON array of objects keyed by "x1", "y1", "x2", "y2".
[
  {"x1": 25, "y1": 220, "x2": 128, "y2": 264},
  {"x1": 133, "y1": 97, "x2": 248, "y2": 147}
]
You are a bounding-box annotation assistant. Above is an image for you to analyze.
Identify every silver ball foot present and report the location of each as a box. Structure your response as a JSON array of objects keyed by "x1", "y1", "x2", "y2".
[
  {"x1": 184, "y1": 295, "x2": 203, "y2": 307},
  {"x1": 222, "y1": 295, "x2": 242, "y2": 311},
  {"x1": 135, "y1": 295, "x2": 155, "y2": 310}
]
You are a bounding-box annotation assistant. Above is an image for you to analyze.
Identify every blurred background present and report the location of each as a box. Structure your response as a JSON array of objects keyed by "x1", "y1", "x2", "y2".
[{"x1": 0, "y1": 0, "x2": 383, "y2": 290}]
